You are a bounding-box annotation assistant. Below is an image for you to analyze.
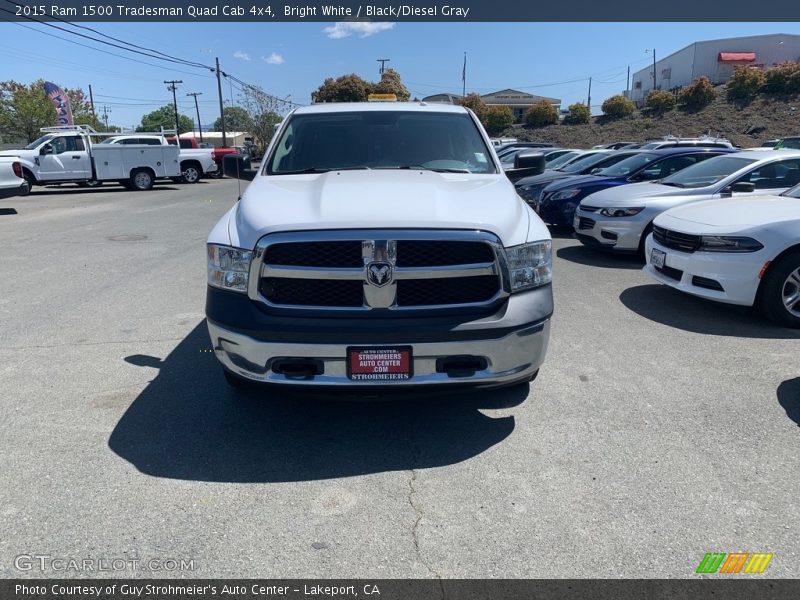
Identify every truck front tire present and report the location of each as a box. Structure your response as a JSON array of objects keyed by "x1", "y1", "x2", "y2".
[{"x1": 129, "y1": 169, "x2": 155, "y2": 191}]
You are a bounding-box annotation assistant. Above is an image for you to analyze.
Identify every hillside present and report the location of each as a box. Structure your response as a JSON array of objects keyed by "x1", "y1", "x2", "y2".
[{"x1": 502, "y1": 93, "x2": 800, "y2": 149}]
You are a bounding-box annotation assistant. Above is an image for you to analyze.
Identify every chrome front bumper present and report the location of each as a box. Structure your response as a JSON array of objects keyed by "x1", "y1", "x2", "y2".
[{"x1": 207, "y1": 319, "x2": 550, "y2": 388}]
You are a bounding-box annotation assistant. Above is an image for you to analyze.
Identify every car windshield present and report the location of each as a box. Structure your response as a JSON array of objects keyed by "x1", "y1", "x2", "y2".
[
  {"x1": 267, "y1": 110, "x2": 496, "y2": 175},
  {"x1": 776, "y1": 138, "x2": 800, "y2": 150},
  {"x1": 560, "y1": 152, "x2": 612, "y2": 173},
  {"x1": 547, "y1": 151, "x2": 580, "y2": 169},
  {"x1": 782, "y1": 183, "x2": 800, "y2": 198},
  {"x1": 100, "y1": 137, "x2": 119, "y2": 144},
  {"x1": 659, "y1": 156, "x2": 757, "y2": 188},
  {"x1": 593, "y1": 153, "x2": 660, "y2": 177},
  {"x1": 24, "y1": 134, "x2": 55, "y2": 150}
]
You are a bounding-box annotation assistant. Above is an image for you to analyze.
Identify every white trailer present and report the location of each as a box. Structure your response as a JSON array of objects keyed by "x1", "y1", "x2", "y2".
[{"x1": 0, "y1": 125, "x2": 181, "y2": 191}]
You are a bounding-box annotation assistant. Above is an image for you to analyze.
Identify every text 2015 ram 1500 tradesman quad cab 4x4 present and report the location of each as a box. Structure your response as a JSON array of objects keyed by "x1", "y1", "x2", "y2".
[{"x1": 206, "y1": 102, "x2": 553, "y2": 392}]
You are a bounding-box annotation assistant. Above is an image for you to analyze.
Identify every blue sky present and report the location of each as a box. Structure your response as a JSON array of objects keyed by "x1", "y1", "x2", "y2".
[{"x1": 0, "y1": 21, "x2": 797, "y2": 129}]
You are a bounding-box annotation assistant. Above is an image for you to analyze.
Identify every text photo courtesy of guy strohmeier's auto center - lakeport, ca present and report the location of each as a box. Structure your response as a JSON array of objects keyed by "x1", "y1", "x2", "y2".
[{"x1": 2, "y1": 1, "x2": 800, "y2": 599}]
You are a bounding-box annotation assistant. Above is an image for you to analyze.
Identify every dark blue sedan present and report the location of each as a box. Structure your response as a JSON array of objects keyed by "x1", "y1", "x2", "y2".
[{"x1": 533, "y1": 147, "x2": 738, "y2": 226}]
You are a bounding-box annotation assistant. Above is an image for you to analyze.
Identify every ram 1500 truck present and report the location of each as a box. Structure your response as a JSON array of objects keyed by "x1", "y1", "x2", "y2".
[{"x1": 207, "y1": 102, "x2": 553, "y2": 392}]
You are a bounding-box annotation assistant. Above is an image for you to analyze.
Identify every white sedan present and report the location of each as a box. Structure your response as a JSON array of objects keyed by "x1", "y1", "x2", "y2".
[{"x1": 643, "y1": 184, "x2": 800, "y2": 327}]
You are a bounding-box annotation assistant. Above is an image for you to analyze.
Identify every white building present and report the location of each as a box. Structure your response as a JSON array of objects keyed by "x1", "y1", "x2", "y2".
[{"x1": 629, "y1": 33, "x2": 800, "y2": 103}]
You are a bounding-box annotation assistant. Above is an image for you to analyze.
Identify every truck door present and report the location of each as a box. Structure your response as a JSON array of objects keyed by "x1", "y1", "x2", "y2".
[{"x1": 38, "y1": 135, "x2": 91, "y2": 181}]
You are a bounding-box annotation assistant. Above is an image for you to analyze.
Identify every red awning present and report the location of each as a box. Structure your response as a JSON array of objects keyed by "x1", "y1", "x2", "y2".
[{"x1": 718, "y1": 52, "x2": 756, "y2": 62}]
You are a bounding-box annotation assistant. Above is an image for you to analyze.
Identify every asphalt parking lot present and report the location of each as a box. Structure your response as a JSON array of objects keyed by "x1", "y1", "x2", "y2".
[{"x1": 1, "y1": 178, "x2": 799, "y2": 579}]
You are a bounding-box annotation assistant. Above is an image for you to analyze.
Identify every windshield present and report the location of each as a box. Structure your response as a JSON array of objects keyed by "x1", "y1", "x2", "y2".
[
  {"x1": 776, "y1": 138, "x2": 800, "y2": 150},
  {"x1": 783, "y1": 183, "x2": 800, "y2": 198},
  {"x1": 547, "y1": 151, "x2": 580, "y2": 169},
  {"x1": 267, "y1": 110, "x2": 496, "y2": 175},
  {"x1": 659, "y1": 156, "x2": 756, "y2": 188},
  {"x1": 100, "y1": 137, "x2": 119, "y2": 144},
  {"x1": 594, "y1": 153, "x2": 660, "y2": 177},
  {"x1": 24, "y1": 134, "x2": 55, "y2": 150},
  {"x1": 560, "y1": 152, "x2": 613, "y2": 173}
]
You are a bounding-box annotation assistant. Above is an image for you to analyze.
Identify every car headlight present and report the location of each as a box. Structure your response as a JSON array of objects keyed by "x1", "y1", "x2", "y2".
[
  {"x1": 549, "y1": 188, "x2": 582, "y2": 201},
  {"x1": 207, "y1": 244, "x2": 253, "y2": 292},
  {"x1": 504, "y1": 240, "x2": 552, "y2": 292},
  {"x1": 699, "y1": 236, "x2": 763, "y2": 252},
  {"x1": 599, "y1": 207, "x2": 645, "y2": 217}
]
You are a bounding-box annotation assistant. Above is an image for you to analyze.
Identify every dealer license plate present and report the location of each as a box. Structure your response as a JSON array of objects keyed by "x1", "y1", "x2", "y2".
[
  {"x1": 651, "y1": 248, "x2": 666, "y2": 269},
  {"x1": 347, "y1": 347, "x2": 413, "y2": 381}
]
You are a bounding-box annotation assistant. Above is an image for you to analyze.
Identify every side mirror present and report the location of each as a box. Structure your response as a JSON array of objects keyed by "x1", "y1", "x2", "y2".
[
  {"x1": 725, "y1": 181, "x2": 756, "y2": 194},
  {"x1": 506, "y1": 151, "x2": 546, "y2": 183},
  {"x1": 222, "y1": 153, "x2": 257, "y2": 181},
  {"x1": 40, "y1": 144, "x2": 53, "y2": 155}
]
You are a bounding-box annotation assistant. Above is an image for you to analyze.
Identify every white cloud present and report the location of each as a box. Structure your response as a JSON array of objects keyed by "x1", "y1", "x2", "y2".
[
  {"x1": 262, "y1": 52, "x2": 285, "y2": 65},
  {"x1": 323, "y1": 22, "x2": 395, "y2": 39},
  {"x1": 233, "y1": 51, "x2": 250, "y2": 61}
]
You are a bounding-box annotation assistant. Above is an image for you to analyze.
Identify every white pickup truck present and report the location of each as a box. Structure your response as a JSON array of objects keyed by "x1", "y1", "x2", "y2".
[
  {"x1": 207, "y1": 102, "x2": 553, "y2": 394},
  {"x1": 101, "y1": 134, "x2": 217, "y2": 183},
  {"x1": 0, "y1": 126, "x2": 181, "y2": 191},
  {"x1": 0, "y1": 156, "x2": 28, "y2": 199}
]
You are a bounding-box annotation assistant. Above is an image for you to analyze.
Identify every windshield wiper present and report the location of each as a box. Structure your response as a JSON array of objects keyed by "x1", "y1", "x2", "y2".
[
  {"x1": 396, "y1": 165, "x2": 471, "y2": 174},
  {"x1": 278, "y1": 166, "x2": 372, "y2": 175}
]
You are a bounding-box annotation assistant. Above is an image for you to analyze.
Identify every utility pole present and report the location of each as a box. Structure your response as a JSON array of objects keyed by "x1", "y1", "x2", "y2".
[
  {"x1": 626, "y1": 66, "x2": 630, "y2": 94},
  {"x1": 100, "y1": 105, "x2": 111, "y2": 130},
  {"x1": 187, "y1": 92, "x2": 204, "y2": 143},
  {"x1": 462, "y1": 52, "x2": 467, "y2": 97},
  {"x1": 377, "y1": 58, "x2": 390, "y2": 75},
  {"x1": 587, "y1": 77, "x2": 592, "y2": 108},
  {"x1": 215, "y1": 57, "x2": 227, "y2": 147},
  {"x1": 647, "y1": 48, "x2": 657, "y2": 91},
  {"x1": 164, "y1": 80, "x2": 183, "y2": 136},
  {"x1": 88, "y1": 84, "x2": 96, "y2": 121}
]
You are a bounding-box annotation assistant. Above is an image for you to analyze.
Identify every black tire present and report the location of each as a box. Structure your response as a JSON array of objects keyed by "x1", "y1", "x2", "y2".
[
  {"x1": 180, "y1": 162, "x2": 201, "y2": 184},
  {"x1": 207, "y1": 167, "x2": 224, "y2": 179},
  {"x1": 757, "y1": 248, "x2": 800, "y2": 328},
  {"x1": 23, "y1": 170, "x2": 36, "y2": 191},
  {"x1": 638, "y1": 222, "x2": 654, "y2": 258},
  {"x1": 129, "y1": 168, "x2": 154, "y2": 191}
]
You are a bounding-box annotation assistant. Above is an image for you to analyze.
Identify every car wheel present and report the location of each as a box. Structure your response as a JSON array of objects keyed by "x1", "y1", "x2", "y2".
[
  {"x1": 207, "y1": 168, "x2": 224, "y2": 179},
  {"x1": 637, "y1": 222, "x2": 653, "y2": 258},
  {"x1": 129, "y1": 169, "x2": 154, "y2": 191},
  {"x1": 758, "y1": 248, "x2": 800, "y2": 328},
  {"x1": 23, "y1": 171, "x2": 36, "y2": 190},
  {"x1": 181, "y1": 163, "x2": 201, "y2": 184}
]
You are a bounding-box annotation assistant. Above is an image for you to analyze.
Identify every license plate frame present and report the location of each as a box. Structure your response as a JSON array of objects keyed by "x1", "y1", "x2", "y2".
[
  {"x1": 347, "y1": 346, "x2": 413, "y2": 382},
  {"x1": 651, "y1": 248, "x2": 666, "y2": 269}
]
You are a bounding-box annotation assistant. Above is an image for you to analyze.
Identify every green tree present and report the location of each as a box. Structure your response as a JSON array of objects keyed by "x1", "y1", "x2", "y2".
[
  {"x1": 137, "y1": 105, "x2": 194, "y2": 134},
  {"x1": 601, "y1": 94, "x2": 635, "y2": 119},
  {"x1": 0, "y1": 80, "x2": 57, "y2": 142},
  {"x1": 457, "y1": 92, "x2": 488, "y2": 122},
  {"x1": 484, "y1": 106, "x2": 514, "y2": 135},
  {"x1": 213, "y1": 106, "x2": 253, "y2": 132},
  {"x1": 727, "y1": 66, "x2": 766, "y2": 100},
  {"x1": 525, "y1": 100, "x2": 559, "y2": 127},
  {"x1": 372, "y1": 68, "x2": 410, "y2": 101},
  {"x1": 311, "y1": 74, "x2": 374, "y2": 103},
  {"x1": 562, "y1": 102, "x2": 590, "y2": 125},
  {"x1": 762, "y1": 61, "x2": 800, "y2": 94},
  {"x1": 678, "y1": 77, "x2": 717, "y2": 109},
  {"x1": 251, "y1": 111, "x2": 282, "y2": 155},
  {"x1": 645, "y1": 90, "x2": 677, "y2": 113}
]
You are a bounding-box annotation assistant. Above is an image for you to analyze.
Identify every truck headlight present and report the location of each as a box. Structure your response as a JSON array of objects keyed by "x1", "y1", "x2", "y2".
[
  {"x1": 207, "y1": 244, "x2": 252, "y2": 292},
  {"x1": 699, "y1": 236, "x2": 763, "y2": 252},
  {"x1": 599, "y1": 207, "x2": 644, "y2": 217},
  {"x1": 505, "y1": 240, "x2": 552, "y2": 292}
]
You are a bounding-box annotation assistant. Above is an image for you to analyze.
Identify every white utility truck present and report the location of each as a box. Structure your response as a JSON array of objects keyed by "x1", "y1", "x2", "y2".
[
  {"x1": 208, "y1": 101, "x2": 553, "y2": 394},
  {"x1": 0, "y1": 125, "x2": 181, "y2": 191},
  {"x1": 100, "y1": 134, "x2": 217, "y2": 183}
]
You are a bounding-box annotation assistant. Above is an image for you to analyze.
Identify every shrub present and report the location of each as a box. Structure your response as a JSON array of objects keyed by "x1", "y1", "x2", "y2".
[
  {"x1": 601, "y1": 94, "x2": 635, "y2": 119},
  {"x1": 645, "y1": 89, "x2": 676, "y2": 113},
  {"x1": 563, "y1": 102, "x2": 590, "y2": 125},
  {"x1": 525, "y1": 100, "x2": 559, "y2": 127},
  {"x1": 458, "y1": 92, "x2": 488, "y2": 122},
  {"x1": 762, "y1": 61, "x2": 800, "y2": 94},
  {"x1": 484, "y1": 106, "x2": 514, "y2": 135},
  {"x1": 678, "y1": 77, "x2": 717, "y2": 109},
  {"x1": 727, "y1": 66, "x2": 765, "y2": 100}
]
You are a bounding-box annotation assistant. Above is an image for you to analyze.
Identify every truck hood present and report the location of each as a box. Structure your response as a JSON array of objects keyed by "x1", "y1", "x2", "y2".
[
  {"x1": 655, "y1": 195, "x2": 800, "y2": 231},
  {"x1": 230, "y1": 170, "x2": 535, "y2": 249},
  {"x1": 0, "y1": 150, "x2": 35, "y2": 159},
  {"x1": 582, "y1": 181, "x2": 705, "y2": 206}
]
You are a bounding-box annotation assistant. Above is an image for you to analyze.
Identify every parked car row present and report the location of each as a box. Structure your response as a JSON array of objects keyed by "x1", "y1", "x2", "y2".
[{"x1": 508, "y1": 136, "x2": 800, "y2": 328}]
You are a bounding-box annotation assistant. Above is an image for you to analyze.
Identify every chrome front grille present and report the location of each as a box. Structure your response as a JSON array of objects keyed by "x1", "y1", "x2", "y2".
[{"x1": 248, "y1": 230, "x2": 506, "y2": 311}]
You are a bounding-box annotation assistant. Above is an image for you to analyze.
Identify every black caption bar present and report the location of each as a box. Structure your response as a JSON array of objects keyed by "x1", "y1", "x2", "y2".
[
  {"x1": 3, "y1": 0, "x2": 800, "y2": 21},
  {"x1": 4, "y1": 580, "x2": 800, "y2": 600}
]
